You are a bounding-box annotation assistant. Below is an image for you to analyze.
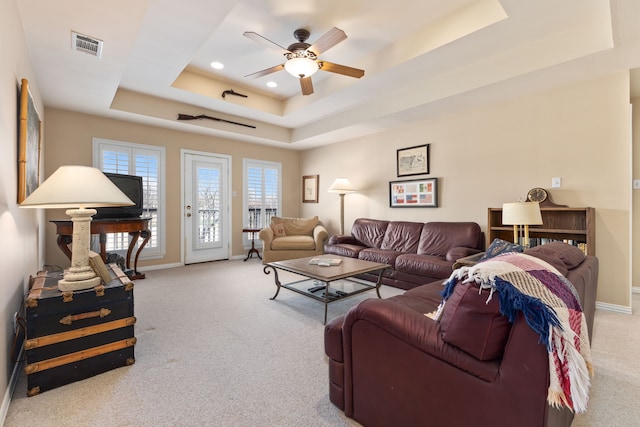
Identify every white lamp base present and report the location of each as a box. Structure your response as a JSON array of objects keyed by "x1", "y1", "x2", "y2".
[{"x1": 58, "y1": 207, "x2": 101, "y2": 291}]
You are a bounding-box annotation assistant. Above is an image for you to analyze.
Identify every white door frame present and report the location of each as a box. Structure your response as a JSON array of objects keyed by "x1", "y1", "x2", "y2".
[{"x1": 180, "y1": 149, "x2": 232, "y2": 264}]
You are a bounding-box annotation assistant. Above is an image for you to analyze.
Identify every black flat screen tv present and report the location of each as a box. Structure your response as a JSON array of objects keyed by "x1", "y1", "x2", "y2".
[{"x1": 94, "y1": 173, "x2": 144, "y2": 219}]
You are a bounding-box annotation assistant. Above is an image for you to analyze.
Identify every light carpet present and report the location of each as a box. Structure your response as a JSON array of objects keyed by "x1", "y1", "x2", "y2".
[
  {"x1": 5, "y1": 260, "x2": 402, "y2": 427},
  {"x1": 4, "y1": 260, "x2": 640, "y2": 426}
]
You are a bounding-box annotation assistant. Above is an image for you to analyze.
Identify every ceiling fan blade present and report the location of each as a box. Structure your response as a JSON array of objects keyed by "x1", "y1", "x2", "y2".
[
  {"x1": 243, "y1": 31, "x2": 291, "y2": 55},
  {"x1": 300, "y1": 77, "x2": 314, "y2": 95},
  {"x1": 319, "y1": 61, "x2": 365, "y2": 78},
  {"x1": 244, "y1": 64, "x2": 285, "y2": 79},
  {"x1": 307, "y1": 27, "x2": 347, "y2": 56}
]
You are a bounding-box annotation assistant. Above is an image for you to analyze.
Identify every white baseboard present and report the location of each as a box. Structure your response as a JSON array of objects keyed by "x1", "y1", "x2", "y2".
[
  {"x1": 0, "y1": 348, "x2": 24, "y2": 426},
  {"x1": 596, "y1": 301, "x2": 633, "y2": 314}
]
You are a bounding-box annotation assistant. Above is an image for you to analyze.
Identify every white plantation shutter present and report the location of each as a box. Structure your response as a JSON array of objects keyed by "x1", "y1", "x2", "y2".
[
  {"x1": 93, "y1": 138, "x2": 165, "y2": 259},
  {"x1": 243, "y1": 159, "x2": 281, "y2": 245}
]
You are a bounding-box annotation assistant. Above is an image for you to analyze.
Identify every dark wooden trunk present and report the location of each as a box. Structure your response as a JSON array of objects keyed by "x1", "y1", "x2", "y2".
[{"x1": 24, "y1": 265, "x2": 135, "y2": 396}]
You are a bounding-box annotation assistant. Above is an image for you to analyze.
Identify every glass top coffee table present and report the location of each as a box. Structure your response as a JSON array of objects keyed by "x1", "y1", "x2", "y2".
[{"x1": 264, "y1": 255, "x2": 390, "y2": 324}]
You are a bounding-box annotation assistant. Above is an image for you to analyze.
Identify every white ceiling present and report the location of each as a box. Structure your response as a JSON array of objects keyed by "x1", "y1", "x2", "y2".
[{"x1": 16, "y1": 0, "x2": 640, "y2": 150}]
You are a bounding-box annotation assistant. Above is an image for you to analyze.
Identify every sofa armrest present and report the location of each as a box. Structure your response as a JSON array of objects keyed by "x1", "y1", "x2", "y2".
[
  {"x1": 258, "y1": 226, "x2": 274, "y2": 248},
  {"x1": 446, "y1": 246, "x2": 482, "y2": 262},
  {"x1": 313, "y1": 225, "x2": 329, "y2": 247},
  {"x1": 342, "y1": 299, "x2": 499, "y2": 382},
  {"x1": 328, "y1": 234, "x2": 359, "y2": 245}
]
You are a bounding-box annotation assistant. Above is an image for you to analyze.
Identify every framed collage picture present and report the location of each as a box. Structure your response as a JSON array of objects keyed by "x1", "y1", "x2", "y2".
[{"x1": 389, "y1": 178, "x2": 438, "y2": 208}]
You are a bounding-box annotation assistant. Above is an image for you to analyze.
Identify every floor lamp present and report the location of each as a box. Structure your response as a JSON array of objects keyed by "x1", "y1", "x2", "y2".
[
  {"x1": 328, "y1": 178, "x2": 356, "y2": 235},
  {"x1": 20, "y1": 165, "x2": 134, "y2": 291},
  {"x1": 502, "y1": 201, "x2": 543, "y2": 248}
]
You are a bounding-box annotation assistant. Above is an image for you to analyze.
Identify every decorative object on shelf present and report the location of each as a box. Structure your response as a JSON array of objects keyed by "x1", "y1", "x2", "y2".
[
  {"x1": 397, "y1": 144, "x2": 430, "y2": 177},
  {"x1": 389, "y1": 178, "x2": 438, "y2": 208},
  {"x1": 526, "y1": 187, "x2": 567, "y2": 207},
  {"x1": 302, "y1": 175, "x2": 319, "y2": 203},
  {"x1": 17, "y1": 78, "x2": 42, "y2": 204},
  {"x1": 502, "y1": 201, "x2": 543, "y2": 247},
  {"x1": 328, "y1": 178, "x2": 356, "y2": 234},
  {"x1": 20, "y1": 165, "x2": 134, "y2": 291}
]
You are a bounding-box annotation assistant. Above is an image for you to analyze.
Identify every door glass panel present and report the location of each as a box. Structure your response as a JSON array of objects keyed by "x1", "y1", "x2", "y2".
[{"x1": 196, "y1": 165, "x2": 220, "y2": 244}]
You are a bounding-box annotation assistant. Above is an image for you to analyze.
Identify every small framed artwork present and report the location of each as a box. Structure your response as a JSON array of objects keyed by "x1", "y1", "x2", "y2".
[
  {"x1": 302, "y1": 175, "x2": 319, "y2": 203},
  {"x1": 17, "y1": 78, "x2": 42, "y2": 203},
  {"x1": 389, "y1": 178, "x2": 438, "y2": 208},
  {"x1": 397, "y1": 144, "x2": 430, "y2": 177}
]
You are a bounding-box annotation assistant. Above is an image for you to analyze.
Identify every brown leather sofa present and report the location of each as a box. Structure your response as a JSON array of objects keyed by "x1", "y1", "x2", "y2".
[
  {"x1": 324, "y1": 218, "x2": 484, "y2": 289},
  {"x1": 324, "y1": 242, "x2": 598, "y2": 427}
]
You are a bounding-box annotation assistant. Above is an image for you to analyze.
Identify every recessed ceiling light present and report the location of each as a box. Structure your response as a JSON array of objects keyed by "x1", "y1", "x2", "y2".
[
  {"x1": 210, "y1": 61, "x2": 224, "y2": 69},
  {"x1": 266, "y1": 81, "x2": 278, "y2": 88}
]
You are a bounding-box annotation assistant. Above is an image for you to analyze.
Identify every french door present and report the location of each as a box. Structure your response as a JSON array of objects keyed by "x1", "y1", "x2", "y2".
[{"x1": 183, "y1": 151, "x2": 230, "y2": 264}]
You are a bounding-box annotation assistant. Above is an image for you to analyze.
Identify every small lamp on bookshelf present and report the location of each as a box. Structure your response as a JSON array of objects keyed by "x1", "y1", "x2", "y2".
[{"x1": 502, "y1": 201, "x2": 543, "y2": 248}]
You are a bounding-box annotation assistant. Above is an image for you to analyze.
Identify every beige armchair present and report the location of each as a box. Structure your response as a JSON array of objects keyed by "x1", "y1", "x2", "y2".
[{"x1": 259, "y1": 216, "x2": 328, "y2": 263}]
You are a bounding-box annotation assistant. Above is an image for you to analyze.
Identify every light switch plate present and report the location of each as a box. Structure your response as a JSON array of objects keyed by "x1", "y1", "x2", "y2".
[
  {"x1": 551, "y1": 177, "x2": 561, "y2": 188},
  {"x1": 633, "y1": 180, "x2": 640, "y2": 190}
]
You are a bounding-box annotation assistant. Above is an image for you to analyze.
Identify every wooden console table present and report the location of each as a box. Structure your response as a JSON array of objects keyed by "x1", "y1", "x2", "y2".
[{"x1": 51, "y1": 217, "x2": 151, "y2": 279}]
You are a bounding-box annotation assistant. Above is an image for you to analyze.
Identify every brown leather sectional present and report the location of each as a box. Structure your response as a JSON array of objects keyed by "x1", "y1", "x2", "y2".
[
  {"x1": 324, "y1": 218, "x2": 485, "y2": 289},
  {"x1": 324, "y1": 242, "x2": 598, "y2": 427}
]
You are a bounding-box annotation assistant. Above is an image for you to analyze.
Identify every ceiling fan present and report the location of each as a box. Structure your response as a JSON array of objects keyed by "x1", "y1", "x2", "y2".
[{"x1": 243, "y1": 27, "x2": 365, "y2": 96}]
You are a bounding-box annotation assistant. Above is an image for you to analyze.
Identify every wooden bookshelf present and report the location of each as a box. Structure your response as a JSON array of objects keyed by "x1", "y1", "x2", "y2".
[{"x1": 487, "y1": 207, "x2": 595, "y2": 256}]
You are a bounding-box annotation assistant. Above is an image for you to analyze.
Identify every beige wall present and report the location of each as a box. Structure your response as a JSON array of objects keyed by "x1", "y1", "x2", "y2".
[
  {"x1": 1, "y1": 0, "x2": 45, "y2": 408},
  {"x1": 302, "y1": 72, "x2": 632, "y2": 308},
  {"x1": 633, "y1": 96, "x2": 640, "y2": 289},
  {"x1": 42, "y1": 109, "x2": 301, "y2": 268}
]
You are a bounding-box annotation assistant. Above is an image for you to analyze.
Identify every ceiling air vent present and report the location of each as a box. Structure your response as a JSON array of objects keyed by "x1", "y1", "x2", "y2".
[{"x1": 71, "y1": 31, "x2": 103, "y2": 58}]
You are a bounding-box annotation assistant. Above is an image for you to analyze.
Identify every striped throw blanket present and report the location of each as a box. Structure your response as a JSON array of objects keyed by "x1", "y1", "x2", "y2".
[{"x1": 442, "y1": 252, "x2": 593, "y2": 413}]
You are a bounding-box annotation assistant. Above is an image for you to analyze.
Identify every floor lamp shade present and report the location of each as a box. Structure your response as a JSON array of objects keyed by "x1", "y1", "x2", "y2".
[
  {"x1": 502, "y1": 201, "x2": 543, "y2": 247},
  {"x1": 328, "y1": 178, "x2": 356, "y2": 235},
  {"x1": 20, "y1": 165, "x2": 135, "y2": 291}
]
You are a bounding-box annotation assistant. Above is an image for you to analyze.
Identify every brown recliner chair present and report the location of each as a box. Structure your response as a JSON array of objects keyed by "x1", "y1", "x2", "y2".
[{"x1": 324, "y1": 242, "x2": 598, "y2": 427}]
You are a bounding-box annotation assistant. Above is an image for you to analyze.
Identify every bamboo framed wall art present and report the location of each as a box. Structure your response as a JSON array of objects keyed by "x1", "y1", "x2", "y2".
[
  {"x1": 18, "y1": 78, "x2": 41, "y2": 203},
  {"x1": 389, "y1": 178, "x2": 438, "y2": 207}
]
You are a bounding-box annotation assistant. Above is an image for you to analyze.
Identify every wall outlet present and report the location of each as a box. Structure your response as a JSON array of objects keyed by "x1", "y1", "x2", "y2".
[
  {"x1": 551, "y1": 177, "x2": 561, "y2": 188},
  {"x1": 633, "y1": 179, "x2": 640, "y2": 190}
]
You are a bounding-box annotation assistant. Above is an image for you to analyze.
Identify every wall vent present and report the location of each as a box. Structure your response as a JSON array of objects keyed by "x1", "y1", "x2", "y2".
[{"x1": 71, "y1": 31, "x2": 103, "y2": 58}]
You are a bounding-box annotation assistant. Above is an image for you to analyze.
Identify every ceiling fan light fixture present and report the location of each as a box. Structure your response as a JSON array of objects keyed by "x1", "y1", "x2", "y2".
[{"x1": 284, "y1": 57, "x2": 319, "y2": 78}]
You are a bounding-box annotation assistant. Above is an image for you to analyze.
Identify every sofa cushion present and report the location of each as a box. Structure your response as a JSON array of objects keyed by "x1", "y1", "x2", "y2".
[
  {"x1": 358, "y1": 248, "x2": 402, "y2": 267},
  {"x1": 395, "y1": 254, "x2": 453, "y2": 279},
  {"x1": 380, "y1": 221, "x2": 423, "y2": 253},
  {"x1": 351, "y1": 218, "x2": 390, "y2": 248},
  {"x1": 271, "y1": 235, "x2": 315, "y2": 250},
  {"x1": 418, "y1": 222, "x2": 483, "y2": 256},
  {"x1": 480, "y1": 238, "x2": 523, "y2": 261},
  {"x1": 271, "y1": 222, "x2": 286, "y2": 238},
  {"x1": 439, "y1": 282, "x2": 511, "y2": 361},
  {"x1": 324, "y1": 243, "x2": 367, "y2": 258},
  {"x1": 525, "y1": 242, "x2": 586, "y2": 270},
  {"x1": 271, "y1": 216, "x2": 318, "y2": 236}
]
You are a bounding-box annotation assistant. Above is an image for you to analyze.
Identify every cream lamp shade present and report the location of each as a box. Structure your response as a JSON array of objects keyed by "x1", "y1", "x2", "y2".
[
  {"x1": 327, "y1": 178, "x2": 356, "y2": 194},
  {"x1": 328, "y1": 178, "x2": 356, "y2": 235},
  {"x1": 502, "y1": 201, "x2": 543, "y2": 247},
  {"x1": 20, "y1": 165, "x2": 134, "y2": 291}
]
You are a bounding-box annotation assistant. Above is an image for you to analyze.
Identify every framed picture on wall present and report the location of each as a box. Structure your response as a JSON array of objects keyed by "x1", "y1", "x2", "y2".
[
  {"x1": 389, "y1": 178, "x2": 438, "y2": 208},
  {"x1": 17, "y1": 78, "x2": 41, "y2": 203},
  {"x1": 397, "y1": 144, "x2": 429, "y2": 177},
  {"x1": 302, "y1": 175, "x2": 319, "y2": 203}
]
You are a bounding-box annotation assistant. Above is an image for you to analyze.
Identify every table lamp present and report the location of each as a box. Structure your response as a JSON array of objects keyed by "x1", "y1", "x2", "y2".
[
  {"x1": 328, "y1": 178, "x2": 356, "y2": 235},
  {"x1": 20, "y1": 165, "x2": 134, "y2": 291},
  {"x1": 502, "y1": 201, "x2": 543, "y2": 247}
]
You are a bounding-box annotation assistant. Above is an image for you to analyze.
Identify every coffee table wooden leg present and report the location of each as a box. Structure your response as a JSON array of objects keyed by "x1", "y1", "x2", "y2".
[{"x1": 263, "y1": 265, "x2": 281, "y2": 300}]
